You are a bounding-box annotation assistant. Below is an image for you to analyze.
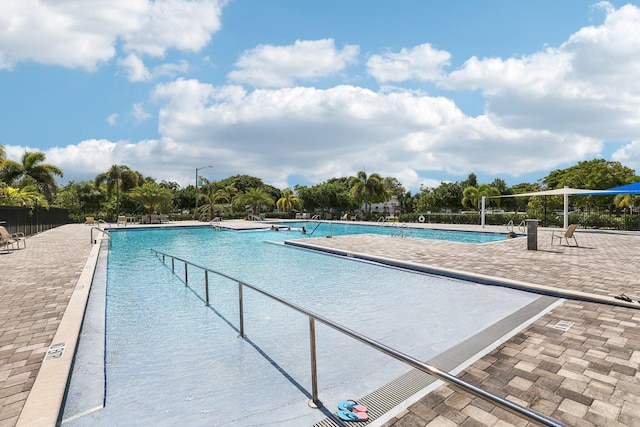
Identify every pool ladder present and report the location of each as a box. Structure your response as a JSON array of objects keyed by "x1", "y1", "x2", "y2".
[
  {"x1": 210, "y1": 217, "x2": 222, "y2": 230},
  {"x1": 507, "y1": 220, "x2": 526, "y2": 233},
  {"x1": 389, "y1": 222, "x2": 411, "y2": 238},
  {"x1": 149, "y1": 248, "x2": 563, "y2": 427}
]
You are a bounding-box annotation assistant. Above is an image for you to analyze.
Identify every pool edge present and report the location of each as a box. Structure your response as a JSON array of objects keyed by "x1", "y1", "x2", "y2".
[{"x1": 16, "y1": 241, "x2": 102, "y2": 427}]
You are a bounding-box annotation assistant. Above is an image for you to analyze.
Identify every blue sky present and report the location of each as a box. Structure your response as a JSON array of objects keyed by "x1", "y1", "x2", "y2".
[{"x1": 1, "y1": 0, "x2": 640, "y2": 193}]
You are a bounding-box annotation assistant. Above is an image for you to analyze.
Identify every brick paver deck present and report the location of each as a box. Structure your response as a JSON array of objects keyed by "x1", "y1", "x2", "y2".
[
  {"x1": 1, "y1": 223, "x2": 639, "y2": 426},
  {"x1": 1, "y1": 225, "x2": 92, "y2": 427}
]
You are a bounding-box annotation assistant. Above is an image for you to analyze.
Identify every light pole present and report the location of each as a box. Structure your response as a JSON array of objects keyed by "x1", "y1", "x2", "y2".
[{"x1": 195, "y1": 165, "x2": 213, "y2": 219}]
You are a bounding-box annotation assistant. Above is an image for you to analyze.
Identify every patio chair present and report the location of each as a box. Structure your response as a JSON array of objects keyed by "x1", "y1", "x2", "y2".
[
  {"x1": 0, "y1": 226, "x2": 26, "y2": 250},
  {"x1": 117, "y1": 216, "x2": 127, "y2": 227},
  {"x1": 551, "y1": 224, "x2": 579, "y2": 247},
  {"x1": 340, "y1": 213, "x2": 349, "y2": 221},
  {"x1": 85, "y1": 216, "x2": 96, "y2": 226}
]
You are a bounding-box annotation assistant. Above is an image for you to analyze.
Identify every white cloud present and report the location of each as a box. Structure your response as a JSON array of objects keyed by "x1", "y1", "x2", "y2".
[
  {"x1": 612, "y1": 140, "x2": 640, "y2": 170},
  {"x1": 118, "y1": 53, "x2": 191, "y2": 82},
  {"x1": 122, "y1": 0, "x2": 226, "y2": 57},
  {"x1": 147, "y1": 79, "x2": 602, "y2": 191},
  {"x1": 106, "y1": 114, "x2": 119, "y2": 126},
  {"x1": 0, "y1": 0, "x2": 226, "y2": 70},
  {"x1": 366, "y1": 43, "x2": 451, "y2": 83},
  {"x1": 228, "y1": 39, "x2": 359, "y2": 87},
  {"x1": 132, "y1": 103, "x2": 152, "y2": 122},
  {"x1": 118, "y1": 53, "x2": 151, "y2": 82},
  {"x1": 440, "y1": 3, "x2": 640, "y2": 141}
]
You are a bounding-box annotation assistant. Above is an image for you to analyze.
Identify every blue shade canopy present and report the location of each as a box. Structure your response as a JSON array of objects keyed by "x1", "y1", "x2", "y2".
[{"x1": 601, "y1": 182, "x2": 640, "y2": 194}]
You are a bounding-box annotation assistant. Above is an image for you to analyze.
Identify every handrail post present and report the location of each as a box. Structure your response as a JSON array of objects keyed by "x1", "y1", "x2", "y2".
[
  {"x1": 238, "y1": 283, "x2": 245, "y2": 338},
  {"x1": 184, "y1": 262, "x2": 188, "y2": 285},
  {"x1": 171, "y1": 258, "x2": 174, "y2": 273},
  {"x1": 205, "y1": 270, "x2": 210, "y2": 306},
  {"x1": 308, "y1": 317, "x2": 320, "y2": 408}
]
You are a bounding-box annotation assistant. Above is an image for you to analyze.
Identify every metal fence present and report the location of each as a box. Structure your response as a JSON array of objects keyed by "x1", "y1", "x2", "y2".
[{"x1": 0, "y1": 206, "x2": 69, "y2": 236}]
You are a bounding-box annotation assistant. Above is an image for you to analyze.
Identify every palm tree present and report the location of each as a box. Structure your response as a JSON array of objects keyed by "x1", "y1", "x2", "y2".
[
  {"x1": 462, "y1": 185, "x2": 501, "y2": 210},
  {"x1": 614, "y1": 193, "x2": 640, "y2": 214},
  {"x1": 350, "y1": 171, "x2": 386, "y2": 214},
  {"x1": 130, "y1": 182, "x2": 173, "y2": 215},
  {"x1": 461, "y1": 186, "x2": 480, "y2": 210},
  {"x1": 234, "y1": 187, "x2": 274, "y2": 218},
  {"x1": 0, "y1": 151, "x2": 63, "y2": 201},
  {"x1": 2, "y1": 185, "x2": 49, "y2": 208},
  {"x1": 276, "y1": 188, "x2": 301, "y2": 212},
  {"x1": 197, "y1": 181, "x2": 237, "y2": 220},
  {"x1": 95, "y1": 165, "x2": 143, "y2": 217}
]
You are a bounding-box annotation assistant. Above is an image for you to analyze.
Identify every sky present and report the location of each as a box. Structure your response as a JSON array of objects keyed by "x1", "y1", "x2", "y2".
[{"x1": 1, "y1": 0, "x2": 640, "y2": 193}]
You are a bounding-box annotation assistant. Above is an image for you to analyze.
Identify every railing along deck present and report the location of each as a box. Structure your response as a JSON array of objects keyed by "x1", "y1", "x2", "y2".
[{"x1": 150, "y1": 248, "x2": 563, "y2": 426}]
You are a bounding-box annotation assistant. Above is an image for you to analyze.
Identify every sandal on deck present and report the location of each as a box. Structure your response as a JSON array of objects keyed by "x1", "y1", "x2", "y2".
[
  {"x1": 338, "y1": 399, "x2": 368, "y2": 413},
  {"x1": 614, "y1": 293, "x2": 632, "y2": 302}
]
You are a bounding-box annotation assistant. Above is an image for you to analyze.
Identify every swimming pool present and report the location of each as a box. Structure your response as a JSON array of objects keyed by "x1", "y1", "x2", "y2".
[
  {"x1": 269, "y1": 221, "x2": 511, "y2": 244},
  {"x1": 62, "y1": 226, "x2": 546, "y2": 426}
]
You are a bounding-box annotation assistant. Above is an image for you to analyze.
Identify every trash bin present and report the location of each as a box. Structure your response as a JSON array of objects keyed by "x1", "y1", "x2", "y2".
[{"x1": 525, "y1": 219, "x2": 540, "y2": 250}]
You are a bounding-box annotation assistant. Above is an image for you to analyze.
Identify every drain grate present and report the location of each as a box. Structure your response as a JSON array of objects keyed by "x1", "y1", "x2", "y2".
[
  {"x1": 313, "y1": 368, "x2": 436, "y2": 426},
  {"x1": 44, "y1": 342, "x2": 66, "y2": 361},
  {"x1": 552, "y1": 320, "x2": 573, "y2": 332}
]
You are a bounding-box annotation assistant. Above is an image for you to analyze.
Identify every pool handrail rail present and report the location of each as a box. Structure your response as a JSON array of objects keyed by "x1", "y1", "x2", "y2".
[
  {"x1": 90, "y1": 227, "x2": 111, "y2": 247},
  {"x1": 149, "y1": 248, "x2": 563, "y2": 427}
]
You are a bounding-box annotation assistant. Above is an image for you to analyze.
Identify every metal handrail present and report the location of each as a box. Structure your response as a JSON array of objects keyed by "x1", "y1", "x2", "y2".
[
  {"x1": 90, "y1": 227, "x2": 111, "y2": 247},
  {"x1": 149, "y1": 248, "x2": 563, "y2": 426}
]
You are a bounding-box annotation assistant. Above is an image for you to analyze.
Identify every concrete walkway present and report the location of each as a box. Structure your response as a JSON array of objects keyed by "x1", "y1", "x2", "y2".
[{"x1": 1, "y1": 222, "x2": 640, "y2": 426}]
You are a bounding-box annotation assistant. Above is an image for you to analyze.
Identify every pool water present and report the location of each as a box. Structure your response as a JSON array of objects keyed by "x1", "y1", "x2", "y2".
[
  {"x1": 272, "y1": 221, "x2": 510, "y2": 244},
  {"x1": 63, "y1": 226, "x2": 539, "y2": 426}
]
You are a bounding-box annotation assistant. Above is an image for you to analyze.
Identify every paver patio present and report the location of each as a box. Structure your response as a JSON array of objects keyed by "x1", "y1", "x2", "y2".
[{"x1": 1, "y1": 222, "x2": 639, "y2": 426}]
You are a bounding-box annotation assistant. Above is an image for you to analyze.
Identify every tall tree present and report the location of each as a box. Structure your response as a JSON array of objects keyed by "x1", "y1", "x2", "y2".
[
  {"x1": 0, "y1": 151, "x2": 63, "y2": 201},
  {"x1": 350, "y1": 171, "x2": 386, "y2": 213},
  {"x1": 197, "y1": 180, "x2": 237, "y2": 220},
  {"x1": 130, "y1": 182, "x2": 174, "y2": 215},
  {"x1": 276, "y1": 188, "x2": 301, "y2": 212},
  {"x1": 234, "y1": 187, "x2": 274, "y2": 216},
  {"x1": 95, "y1": 165, "x2": 143, "y2": 216},
  {"x1": 461, "y1": 184, "x2": 501, "y2": 210}
]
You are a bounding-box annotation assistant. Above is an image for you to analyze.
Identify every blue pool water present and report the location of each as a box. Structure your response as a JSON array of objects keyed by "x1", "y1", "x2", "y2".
[
  {"x1": 269, "y1": 221, "x2": 510, "y2": 244},
  {"x1": 64, "y1": 226, "x2": 540, "y2": 426}
]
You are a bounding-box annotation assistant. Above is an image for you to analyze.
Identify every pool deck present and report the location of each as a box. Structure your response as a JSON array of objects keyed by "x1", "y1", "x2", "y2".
[{"x1": 2, "y1": 220, "x2": 640, "y2": 426}]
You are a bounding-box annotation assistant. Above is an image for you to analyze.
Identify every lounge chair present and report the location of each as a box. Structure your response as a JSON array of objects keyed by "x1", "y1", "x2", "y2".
[
  {"x1": 551, "y1": 224, "x2": 579, "y2": 246},
  {"x1": 340, "y1": 213, "x2": 349, "y2": 221},
  {"x1": 0, "y1": 226, "x2": 26, "y2": 250},
  {"x1": 85, "y1": 216, "x2": 96, "y2": 226},
  {"x1": 117, "y1": 216, "x2": 127, "y2": 227}
]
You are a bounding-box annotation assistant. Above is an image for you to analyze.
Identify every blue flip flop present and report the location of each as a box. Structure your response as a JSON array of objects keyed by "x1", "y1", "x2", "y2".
[
  {"x1": 338, "y1": 399, "x2": 368, "y2": 413},
  {"x1": 337, "y1": 409, "x2": 368, "y2": 421}
]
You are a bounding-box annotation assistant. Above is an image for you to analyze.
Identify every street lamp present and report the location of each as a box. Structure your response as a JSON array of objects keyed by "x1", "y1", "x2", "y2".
[{"x1": 195, "y1": 165, "x2": 213, "y2": 218}]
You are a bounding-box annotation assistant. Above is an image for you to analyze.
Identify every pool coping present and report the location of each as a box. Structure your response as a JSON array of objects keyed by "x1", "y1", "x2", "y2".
[
  {"x1": 15, "y1": 239, "x2": 102, "y2": 427},
  {"x1": 283, "y1": 239, "x2": 640, "y2": 310}
]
